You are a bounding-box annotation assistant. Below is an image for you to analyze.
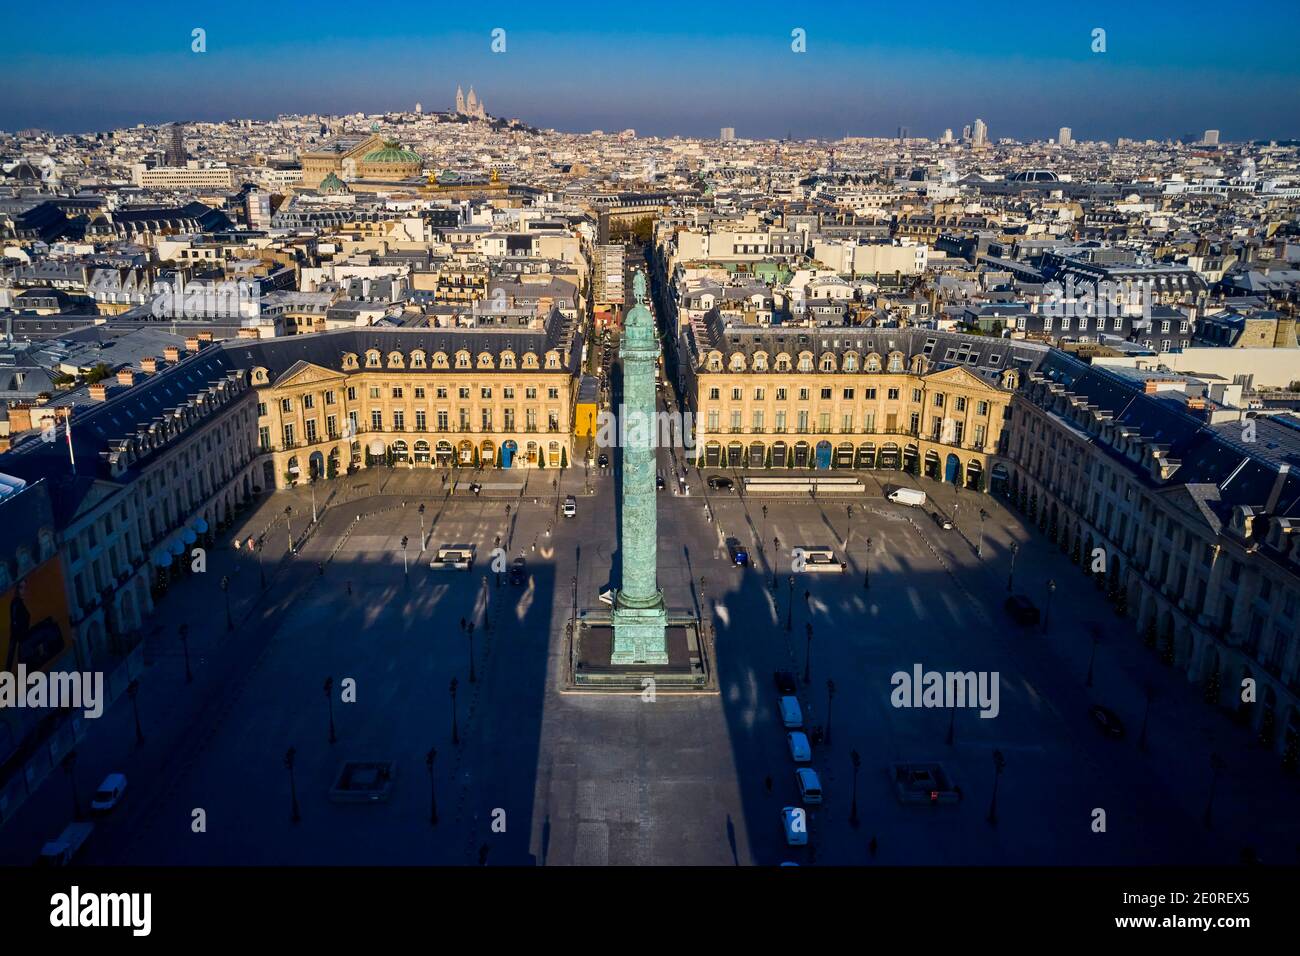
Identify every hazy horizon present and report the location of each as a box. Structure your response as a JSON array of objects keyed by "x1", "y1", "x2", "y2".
[{"x1": 4, "y1": 0, "x2": 1299, "y2": 141}]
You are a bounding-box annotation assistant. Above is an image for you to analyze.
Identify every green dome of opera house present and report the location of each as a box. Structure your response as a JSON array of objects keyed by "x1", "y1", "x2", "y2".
[
  {"x1": 317, "y1": 172, "x2": 350, "y2": 194},
  {"x1": 358, "y1": 139, "x2": 423, "y2": 180}
]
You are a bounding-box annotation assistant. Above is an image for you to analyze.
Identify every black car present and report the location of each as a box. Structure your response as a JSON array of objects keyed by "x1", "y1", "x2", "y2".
[
  {"x1": 509, "y1": 557, "x2": 527, "y2": 586},
  {"x1": 1090, "y1": 705, "x2": 1126, "y2": 739},
  {"x1": 707, "y1": 476, "x2": 735, "y2": 491},
  {"x1": 598, "y1": 453, "x2": 610, "y2": 468},
  {"x1": 656, "y1": 472, "x2": 665, "y2": 491},
  {"x1": 773, "y1": 670, "x2": 798, "y2": 695},
  {"x1": 930, "y1": 511, "x2": 954, "y2": 530},
  {"x1": 725, "y1": 537, "x2": 749, "y2": 566},
  {"x1": 1004, "y1": 594, "x2": 1040, "y2": 626}
]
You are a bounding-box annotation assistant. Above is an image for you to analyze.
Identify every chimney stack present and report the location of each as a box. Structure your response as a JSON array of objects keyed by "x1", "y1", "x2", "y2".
[
  {"x1": 88, "y1": 383, "x2": 109, "y2": 402},
  {"x1": 141, "y1": 357, "x2": 158, "y2": 373},
  {"x1": 163, "y1": 346, "x2": 181, "y2": 363},
  {"x1": 116, "y1": 369, "x2": 136, "y2": 387},
  {"x1": 185, "y1": 336, "x2": 201, "y2": 352}
]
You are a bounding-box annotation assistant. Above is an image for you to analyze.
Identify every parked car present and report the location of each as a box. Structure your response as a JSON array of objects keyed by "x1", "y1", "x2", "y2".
[
  {"x1": 598, "y1": 453, "x2": 610, "y2": 468},
  {"x1": 90, "y1": 773, "x2": 127, "y2": 814},
  {"x1": 656, "y1": 472, "x2": 665, "y2": 491},
  {"x1": 931, "y1": 511, "x2": 954, "y2": 530},
  {"x1": 778, "y1": 695, "x2": 803, "y2": 728},
  {"x1": 781, "y1": 807, "x2": 808, "y2": 846},
  {"x1": 562, "y1": 495, "x2": 577, "y2": 518},
  {"x1": 787, "y1": 731, "x2": 812, "y2": 763},
  {"x1": 1090, "y1": 704, "x2": 1126, "y2": 739},
  {"x1": 1004, "y1": 594, "x2": 1041, "y2": 626},
  {"x1": 796, "y1": 768, "x2": 823, "y2": 804},
  {"x1": 508, "y1": 557, "x2": 527, "y2": 586},
  {"x1": 707, "y1": 476, "x2": 735, "y2": 491},
  {"x1": 725, "y1": 537, "x2": 749, "y2": 566},
  {"x1": 773, "y1": 670, "x2": 798, "y2": 694}
]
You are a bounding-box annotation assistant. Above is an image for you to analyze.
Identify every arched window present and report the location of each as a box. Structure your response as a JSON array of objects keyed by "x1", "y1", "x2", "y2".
[
  {"x1": 819, "y1": 353, "x2": 837, "y2": 372},
  {"x1": 887, "y1": 352, "x2": 904, "y2": 373},
  {"x1": 455, "y1": 350, "x2": 471, "y2": 369},
  {"x1": 842, "y1": 352, "x2": 859, "y2": 372},
  {"x1": 798, "y1": 352, "x2": 814, "y2": 372},
  {"x1": 387, "y1": 351, "x2": 405, "y2": 368},
  {"x1": 365, "y1": 350, "x2": 381, "y2": 368}
]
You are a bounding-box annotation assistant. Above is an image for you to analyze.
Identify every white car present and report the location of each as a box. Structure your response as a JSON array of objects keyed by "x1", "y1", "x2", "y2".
[
  {"x1": 787, "y1": 731, "x2": 812, "y2": 763},
  {"x1": 562, "y1": 495, "x2": 577, "y2": 518},
  {"x1": 796, "y1": 768, "x2": 823, "y2": 804},
  {"x1": 778, "y1": 695, "x2": 803, "y2": 728},
  {"x1": 90, "y1": 773, "x2": 127, "y2": 813},
  {"x1": 782, "y1": 806, "x2": 808, "y2": 846}
]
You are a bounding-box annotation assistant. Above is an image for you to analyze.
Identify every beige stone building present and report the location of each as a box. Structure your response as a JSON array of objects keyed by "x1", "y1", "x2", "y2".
[
  {"x1": 243, "y1": 312, "x2": 583, "y2": 487},
  {"x1": 681, "y1": 314, "x2": 1047, "y2": 487}
]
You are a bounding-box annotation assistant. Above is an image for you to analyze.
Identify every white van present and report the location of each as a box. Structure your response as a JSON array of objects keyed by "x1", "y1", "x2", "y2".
[
  {"x1": 796, "y1": 768, "x2": 823, "y2": 804},
  {"x1": 888, "y1": 487, "x2": 927, "y2": 507},
  {"x1": 778, "y1": 695, "x2": 803, "y2": 728}
]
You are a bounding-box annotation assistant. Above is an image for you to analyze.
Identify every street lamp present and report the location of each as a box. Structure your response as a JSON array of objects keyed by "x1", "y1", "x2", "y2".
[
  {"x1": 418, "y1": 503, "x2": 426, "y2": 551},
  {"x1": 127, "y1": 678, "x2": 144, "y2": 745},
  {"x1": 1138, "y1": 683, "x2": 1154, "y2": 753},
  {"x1": 426, "y1": 748, "x2": 438, "y2": 825},
  {"x1": 1203, "y1": 752, "x2": 1226, "y2": 828},
  {"x1": 803, "y1": 621, "x2": 814, "y2": 685},
  {"x1": 977, "y1": 508, "x2": 989, "y2": 558},
  {"x1": 284, "y1": 505, "x2": 294, "y2": 555},
  {"x1": 987, "y1": 749, "x2": 1006, "y2": 826},
  {"x1": 1042, "y1": 579, "x2": 1057, "y2": 634},
  {"x1": 1006, "y1": 541, "x2": 1019, "y2": 592},
  {"x1": 482, "y1": 574, "x2": 492, "y2": 633},
  {"x1": 467, "y1": 620, "x2": 477, "y2": 684},
  {"x1": 179, "y1": 623, "x2": 192, "y2": 684},
  {"x1": 62, "y1": 749, "x2": 81, "y2": 820},
  {"x1": 449, "y1": 678, "x2": 460, "y2": 745},
  {"x1": 849, "y1": 749, "x2": 861, "y2": 828},
  {"x1": 221, "y1": 575, "x2": 232, "y2": 631},
  {"x1": 1085, "y1": 626, "x2": 1101, "y2": 687},
  {"x1": 786, "y1": 576, "x2": 794, "y2": 633},
  {"x1": 401, "y1": 536, "x2": 409, "y2": 578},
  {"x1": 310, "y1": 475, "x2": 318, "y2": 524},
  {"x1": 324, "y1": 676, "x2": 336, "y2": 744},
  {"x1": 284, "y1": 746, "x2": 301, "y2": 823},
  {"x1": 825, "y1": 679, "x2": 836, "y2": 746}
]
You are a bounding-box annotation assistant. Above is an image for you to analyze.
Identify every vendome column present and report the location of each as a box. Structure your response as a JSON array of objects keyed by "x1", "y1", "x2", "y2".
[{"x1": 610, "y1": 272, "x2": 669, "y2": 665}]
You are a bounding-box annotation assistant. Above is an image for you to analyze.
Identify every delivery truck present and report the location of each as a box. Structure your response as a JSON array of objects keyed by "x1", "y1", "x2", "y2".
[
  {"x1": 37, "y1": 822, "x2": 94, "y2": 866},
  {"x1": 887, "y1": 487, "x2": 927, "y2": 507}
]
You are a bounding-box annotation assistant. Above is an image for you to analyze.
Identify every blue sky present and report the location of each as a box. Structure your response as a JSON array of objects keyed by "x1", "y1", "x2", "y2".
[{"x1": 4, "y1": 0, "x2": 1298, "y2": 140}]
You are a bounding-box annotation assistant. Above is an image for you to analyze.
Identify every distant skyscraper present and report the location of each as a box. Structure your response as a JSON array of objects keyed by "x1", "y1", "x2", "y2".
[
  {"x1": 961, "y1": 124, "x2": 972, "y2": 142},
  {"x1": 1058, "y1": 126, "x2": 1073, "y2": 146},
  {"x1": 720, "y1": 127, "x2": 735, "y2": 141},
  {"x1": 164, "y1": 123, "x2": 187, "y2": 167},
  {"x1": 941, "y1": 128, "x2": 953, "y2": 144},
  {"x1": 972, "y1": 118, "x2": 988, "y2": 147},
  {"x1": 897, "y1": 126, "x2": 909, "y2": 141},
  {"x1": 415, "y1": 102, "x2": 422, "y2": 114},
  {"x1": 1204, "y1": 129, "x2": 1220, "y2": 145},
  {"x1": 455, "y1": 86, "x2": 465, "y2": 113}
]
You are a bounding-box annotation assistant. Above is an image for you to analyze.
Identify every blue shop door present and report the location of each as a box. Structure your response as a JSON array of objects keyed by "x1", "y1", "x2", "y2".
[
  {"x1": 501, "y1": 443, "x2": 516, "y2": 468},
  {"x1": 944, "y1": 454, "x2": 960, "y2": 484},
  {"x1": 815, "y1": 442, "x2": 832, "y2": 470}
]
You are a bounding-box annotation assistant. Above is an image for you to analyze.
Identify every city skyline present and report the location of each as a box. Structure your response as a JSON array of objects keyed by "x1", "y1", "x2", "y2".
[{"x1": 4, "y1": 1, "x2": 1299, "y2": 140}]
